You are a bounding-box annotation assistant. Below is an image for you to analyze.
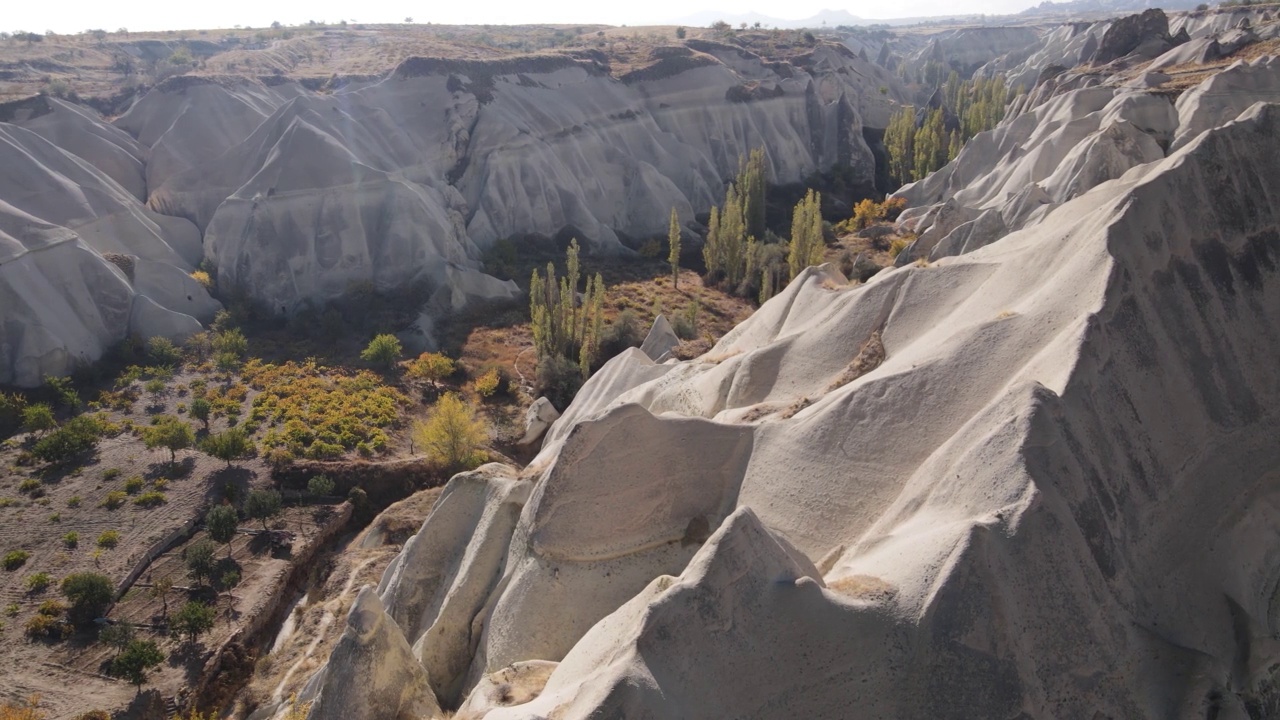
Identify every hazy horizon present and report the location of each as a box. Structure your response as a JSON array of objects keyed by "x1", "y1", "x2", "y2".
[{"x1": 12, "y1": 0, "x2": 1034, "y2": 35}]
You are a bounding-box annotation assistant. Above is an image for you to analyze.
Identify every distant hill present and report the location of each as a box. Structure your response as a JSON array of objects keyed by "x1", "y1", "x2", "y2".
[
  {"x1": 673, "y1": 8, "x2": 868, "y2": 29},
  {"x1": 1018, "y1": 0, "x2": 1204, "y2": 14}
]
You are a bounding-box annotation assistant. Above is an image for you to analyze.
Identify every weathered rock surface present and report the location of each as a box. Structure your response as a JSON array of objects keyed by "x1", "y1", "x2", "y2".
[
  {"x1": 517, "y1": 398, "x2": 561, "y2": 447},
  {"x1": 308, "y1": 77, "x2": 1280, "y2": 719},
  {"x1": 638, "y1": 315, "x2": 680, "y2": 361},
  {"x1": 0, "y1": 120, "x2": 217, "y2": 386}
]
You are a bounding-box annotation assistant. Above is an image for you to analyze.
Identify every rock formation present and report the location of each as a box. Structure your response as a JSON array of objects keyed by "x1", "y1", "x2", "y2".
[{"x1": 305, "y1": 42, "x2": 1280, "y2": 719}]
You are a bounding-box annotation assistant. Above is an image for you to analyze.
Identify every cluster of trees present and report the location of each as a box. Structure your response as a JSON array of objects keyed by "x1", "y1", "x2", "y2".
[
  {"x1": 883, "y1": 73, "x2": 1016, "y2": 187},
  {"x1": 702, "y1": 149, "x2": 768, "y2": 292},
  {"x1": 530, "y1": 239, "x2": 607, "y2": 381}
]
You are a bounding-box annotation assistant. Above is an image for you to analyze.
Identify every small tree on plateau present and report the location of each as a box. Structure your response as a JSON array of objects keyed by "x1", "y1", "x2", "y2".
[
  {"x1": 202, "y1": 428, "x2": 253, "y2": 468},
  {"x1": 142, "y1": 415, "x2": 194, "y2": 467},
  {"x1": 183, "y1": 538, "x2": 218, "y2": 586},
  {"x1": 360, "y1": 334, "x2": 402, "y2": 369},
  {"x1": 172, "y1": 600, "x2": 215, "y2": 645},
  {"x1": 60, "y1": 572, "x2": 114, "y2": 626},
  {"x1": 405, "y1": 352, "x2": 455, "y2": 389},
  {"x1": 190, "y1": 397, "x2": 211, "y2": 431},
  {"x1": 205, "y1": 505, "x2": 238, "y2": 559},
  {"x1": 668, "y1": 208, "x2": 682, "y2": 290},
  {"x1": 110, "y1": 639, "x2": 164, "y2": 691},
  {"x1": 412, "y1": 393, "x2": 487, "y2": 471},
  {"x1": 244, "y1": 489, "x2": 282, "y2": 531}
]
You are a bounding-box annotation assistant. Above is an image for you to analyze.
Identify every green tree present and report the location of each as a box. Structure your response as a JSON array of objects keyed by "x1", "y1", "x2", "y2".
[
  {"x1": 146, "y1": 336, "x2": 183, "y2": 365},
  {"x1": 60, "y1": 572, "x2": 114, "y2": 625},
  {"x1": 183, "y1": 538, "x2": 217, "y2": 586},
  {"x1": 189, "y1": 398, "x2": 211, "y2": 431},
  {"x1": 99, "y1": 621, "x2": 135, "y2": 656},
  {"x1": 171, "y1": 600, "x2": 215, "y2": 645},
  {"x1": 141, "y1": 415, "x2": 194, "y2": 467},
  {"x1": 31, "y1": 415, "x2": 100, "y2": 464},
  {"x1": 405, "y1": 352, "x2": 454, "y2": 389},
  {"x1": 360, "y1": 334, "x2": 403, "y2": 369},
  {"x1": 412, "y1": 393, "x2": 487, "y2": 471},
  {"x1": 22, "y1": 403, "x2": 55, "y2": 436},
  {"x1": 212, "y1": 328, "x2": 248, "y2": 358},
  {"x1": 149, "y1": 577, "x2": 173, "y2": 620},
  {"x1": 668, "y1": 208, "x2": 682, "y2": 290},
  {"x1": 205, "y1": 505, "x2": 238, "y2": 559},
  {"x1": 244, "y1": 489, "x2": 282, "y2": 531},
  {"x1": 109, "y1": 639, "x2": 164, "y2": 690},
  {"x1": 787, "y1": 190, "x2": 824, "y2": 280},
  {"x1": 201, "y1": 428, "x2": 253, "y2": 468}
]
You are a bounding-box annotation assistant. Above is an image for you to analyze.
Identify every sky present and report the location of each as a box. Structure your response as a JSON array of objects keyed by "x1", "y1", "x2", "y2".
[{"x1": 8, "y1": 0, "x2": 1030, "y2": 35}]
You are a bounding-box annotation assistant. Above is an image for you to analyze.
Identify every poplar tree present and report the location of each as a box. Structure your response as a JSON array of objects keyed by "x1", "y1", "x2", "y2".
[
  {"x1": 668, "y1": 208, "x2": 682, "y2": 290},
  {"x1": 787, "y1": 190, "x2": 824, "y2": 280}
]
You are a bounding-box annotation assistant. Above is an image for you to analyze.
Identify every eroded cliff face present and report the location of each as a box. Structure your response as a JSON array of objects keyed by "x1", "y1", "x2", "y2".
[
  {"x1": 300, "y1": 38, "x2": 1280, "y2": 720},
  {"x1": 0, "y1": 40, "x2": 902, "y2": 384}
]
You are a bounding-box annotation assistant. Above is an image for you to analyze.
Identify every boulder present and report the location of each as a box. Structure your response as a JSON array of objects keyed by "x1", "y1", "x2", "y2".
[{"x1": 517, "y1": 398, "x2": 561, "y2": 447}]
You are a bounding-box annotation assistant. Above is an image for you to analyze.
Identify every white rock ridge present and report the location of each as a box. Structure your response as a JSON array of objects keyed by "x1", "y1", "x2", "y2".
[{"x1": 309, "y1": 95, "x2": 1280, "y2": 719}]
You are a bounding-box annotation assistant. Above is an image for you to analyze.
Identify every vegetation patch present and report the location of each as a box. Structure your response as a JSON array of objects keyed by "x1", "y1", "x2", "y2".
[{"x1": 245, "y1": 359, "x2": 406, "y2": 461}]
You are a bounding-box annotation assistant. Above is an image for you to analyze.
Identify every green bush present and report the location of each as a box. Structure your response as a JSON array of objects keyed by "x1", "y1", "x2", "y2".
[
  {"x1": 3, "y1": 550, "x2": 31, "y2": 571},
  {"x1": 63, "y1": 532, "x2": 79, "y2": 548},
  {"x1": 60, "y1": 572, "x2": 114, "y2": 624},
  {"x1": 96, "y1": 530, "x2": 120, "y2": 549},
  {"x1": 244, "y1": 489, "x2": 282, "y2": 530},
  {"x1": 31, "y1": 415, "x2": 101, "y2": 464},
  {"x1": 360, "y1": 334, "x2": 403, "y2": 368},
  {"x1": 308, "y1": 474, "x2": 335, "y2": 497},
  {"x1": 123, "y1": 475, "x2": 144, "y2": 494},
  {"x1": 172, "y1": 600, "x2": 215, "y2": 644},
  {"x1": 108, "y1": 638, "x2": 164, "y2": 688},
  {"x1": 22, "y1": 403, "x2": 56, "y2": 435},
  {"x1": 133, "y1": 491, "x2": 167, "y2": 508},
  {"x1": 100, "y1": 491, "x2": 127, "y2": 510},
  {"x1": 202, "y1": 427, "x2": 254, "y2": 467},
  {"x1": 25, "y1": 572, "x2": 53, "y2": 592},
  {"x1": 146, "y1": 336, "x2": 183, "y2": 366}
]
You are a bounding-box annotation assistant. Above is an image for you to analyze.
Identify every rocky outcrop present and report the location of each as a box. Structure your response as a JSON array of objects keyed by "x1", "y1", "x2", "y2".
[
  {"x1": 517, "y1": 398, "x2": 561, "y2": 448},
  {"x1": 1090, "y1": 9, "x2": 1182, "y2": 65},
  {"x1": 638, "y1": 315, "x2": 680, "y2": 361},
  {"x1": 0, "y1": 121, "x2": 217, "y2": 386},
  {"x1": 307, "y1": 65, "x2": 1280, "y2": 718},
  {"x1": 306, "y1": 587, "x2": 442, "y2": 720}
]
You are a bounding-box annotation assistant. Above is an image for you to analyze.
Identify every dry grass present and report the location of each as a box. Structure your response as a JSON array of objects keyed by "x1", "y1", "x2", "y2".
[
  {"x1": 826, "y1": 574, "x2": 898, "y2": 602},
  {"x1": 827, "y1": 329, "x2": 886, "y2": 392}
]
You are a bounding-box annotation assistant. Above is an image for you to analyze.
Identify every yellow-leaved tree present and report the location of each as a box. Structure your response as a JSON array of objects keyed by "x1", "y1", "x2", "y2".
[{"x1": 412, "y1": 393, "x2": 488, "y2": 471}]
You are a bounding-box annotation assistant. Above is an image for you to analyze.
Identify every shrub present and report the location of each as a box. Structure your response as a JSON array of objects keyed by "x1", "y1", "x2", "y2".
[
  {"x1": 535, "y1": 354, "x2": 584, "y2": 410},
  {"x1": 24, "y1": 612, "x2": 69, "y2": 640},
  {"x1": 18, "y1": 478, "x2": 40, "y2": 494},
  {"x1": 96, "y1": 531, "x2": 120, "y2": 549},
  {"x1": 473, "y1": 369, "x2": 501, "y2": 398},
  {"x1": 102, "y1": 468, "x2": 121, "y2": 481},
  {"x1": 172, "y1": 600, "x2": 215, "y2": 645},
  {"x1": 31, "y1": 415, "x2": 101, "y2": 464},
  {"x1": 133, "y1": 491, "x2": 166, "y2": 508},
  {"x1": 146, "y1": 337, "x2": 183, "y2": 366},
  {"x1": 190, "y1": 270, "x2": 213, "y2": 289},
  {"x1": 100, "y1": 491, "x2": 127, "y2": 510},
  {"x1": 60, "y1": 572, "x2": 114, "y2": 624},
  {"x1": 212, "y1": 328, "x2": 248, "y2": 358},
  {"x1": 360, "y1": 334, "x2": 402, "y2": 368},
  {"x1": 0, "y1": 497, "x2": 15, "y2": 508},
  {"x1": 43, "y1": 375, "x2": 80, "y2": 410},
  {"x1": 63, "y1": 532, "x2": 78, "y2": 548},
  {"x1": 25, "y1": 572, "x2": 52, "y2": 592},
  {"x1": 307, "y1": 474, "x2": 335, "y2": 497},
  {"x1": 599, "y1": 310, "x2": 644, "y2": 361},
  {"x1": 0, "y1": 391, "x2": 28, "y2": 438},
  {"x1": 3, "y1": 550, "x2": 30, "y2": 571},
  {"x1": 123, "y1": 475, "x2": 144, "y2": 494},
  {"x1": 412, "y1": 393, "x2": 487, "y2": 471},
  {"x1": 22, "y1": 404, "x2": 56, "y2": 436},
  {"x1": 67, "y1": 496, "x2": 81, "y2": 508},
  {"x1": 888, "y1": 236, "x2": 912, "y2": 259}
]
